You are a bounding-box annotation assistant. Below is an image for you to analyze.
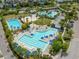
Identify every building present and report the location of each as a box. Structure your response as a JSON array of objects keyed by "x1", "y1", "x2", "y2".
[
  {"x1": 21, "y1": 14, "x2": 37, "y2": 23},
  {"x1": 28, "y1": 0, "x2": 48, "y2": 5},
  {"x1": 2, "y1": 0, "x2": 28, "y2": 3},
  {"x1": 57, "y1": 0, "x2": 79, "y2": 3},
  {"x1": 1, "y1": 0, "x2": 28, "y2": 7},
  {"x1": 57, "y1": 0, "x2": 73, "y2": 2}
]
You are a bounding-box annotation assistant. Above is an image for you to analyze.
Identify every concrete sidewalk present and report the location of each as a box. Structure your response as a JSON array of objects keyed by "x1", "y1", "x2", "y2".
[{"x1": 0, "y1": 21, "x2": 16, "y2": 59}]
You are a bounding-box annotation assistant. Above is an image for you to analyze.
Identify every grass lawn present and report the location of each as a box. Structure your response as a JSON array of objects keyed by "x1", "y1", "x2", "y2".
[
  {"x1": 0, "y1": 16, "x2": 3, "y2": 20},
  {"x1": 33, "y1": 17, "x2": 52, "y2": 25},
  {"x1": 3, "y1": 13, "x2": 29, "y2": 20}
]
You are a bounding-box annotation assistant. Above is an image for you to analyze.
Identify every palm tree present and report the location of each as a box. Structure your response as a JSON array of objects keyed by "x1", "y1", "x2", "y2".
[
  {"x1": 59, "y1": 19, "x2": 67, "y2": 28},
  {"x1": 0, "y1": 15, "x2": 3, "y2": 21},
  {"x1": 37, "y1": 48, "x2": 42, "y2": 59},
  {"x1": 50, "y1": 39, "x2": 62, "y2": 55},
  {"x1": 72, "y1": 9, "x2": 78, "y2": 20},
  {"x1": 59, "y1": 8, "x2": 77, "y2": 42},
  {"x1": 16, "y1": 3, "x2": 21, "y2": 9},
  {"x1": 59, "y1": 18, "x2": 69, "y2": 43},
  {"x1": 30, "y1": 48, "x2": 42, "y2": 59},
  {"x1": 51, "y1": 0, "x2": 56, "y2": 6},
  {"x1": 65, "y1": 7, "x2": 78, "y2": 21},
  {"x1": 62, "y1": 28, "x2": 72, "y2": 41}
]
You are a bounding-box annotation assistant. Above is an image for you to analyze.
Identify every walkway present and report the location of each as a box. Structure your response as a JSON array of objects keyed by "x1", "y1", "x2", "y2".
[
  {"x1": 0, "y1": 21, "x2": 16, "y2": 59},
  {"x1": 60, "y1": 12, "x2": 79, "y2": 59}
]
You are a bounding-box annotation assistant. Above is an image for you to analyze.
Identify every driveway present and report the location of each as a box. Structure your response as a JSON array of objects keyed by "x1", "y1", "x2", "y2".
[
  {"x1": 0, "y1": 21, "x2": 16, "y2": 59},
  {"x1": 60, "y1": 12, "x2": 79, "y2": 59}
]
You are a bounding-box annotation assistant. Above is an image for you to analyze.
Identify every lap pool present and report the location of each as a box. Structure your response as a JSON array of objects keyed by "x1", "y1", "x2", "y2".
[
  {"x1": 6, "y1": 18, "x2": 22, "y2": 30},
  {"x1": 18, "y1": 28, "x2": 58, "y2": 52}
]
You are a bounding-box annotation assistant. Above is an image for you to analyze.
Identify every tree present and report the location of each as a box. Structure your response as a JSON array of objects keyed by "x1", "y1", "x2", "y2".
[
  {"x1": 22, "y1": 23, "x2": 28, "y2": 30},
  {"x1": 59, "y1": 3, "x2": 72, "y2": 12},
  {"x1": 31, "y1": 51, "x2": 38, "y2": 59},
  {"x1": 30, "y1": 48, "x2": 42, "y2": 59},
  {"x1": 50, "y1": 40, "x2": 62, "y2": 55},
  {"x1": 50, "y1": 0, "x2": 56, "y2": 7},
  {"x1": 64, "y1": 28, "x2": 73, "y2": 40},
  {"x1": 16, "y1": 3, "x2": 21, "y2": 9},
  {"x1": 0, "y1": 15, "x2": 3, "y2": 21},
  {"x1": 0, "y1": 0, "x2": 2, "y2": 3},
  {"x1": 62, "y1": 42, "x2": 69, "y2": 52},
  {"x1": 20, "y1": 2, "x2": 28, "y2": 7},
  {"x1": 59, "y1": 19, "x2": 67, "y2": 28},
  {"x1": 4, "y1": 6, "x2": 10, "y2": 11},
  {"x1": 37, "y1": 48, "x2": 42, "y2": 59},
  {"x1": 72, "y1": 9, "x2": 78, "y2": 20}
]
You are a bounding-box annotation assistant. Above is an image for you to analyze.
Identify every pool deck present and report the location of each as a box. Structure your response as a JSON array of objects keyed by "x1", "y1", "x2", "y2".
[{"x1": 13, "y1": 31, "x2": 37, "y2": 52}]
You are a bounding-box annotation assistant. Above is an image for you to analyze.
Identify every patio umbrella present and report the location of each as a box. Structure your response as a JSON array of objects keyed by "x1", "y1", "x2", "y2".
[
  {"x1": 14, "y1": 27, "x2": 16, "y2": 30},
  {"x1": 26, "y1": 50, "x2": 30, "y2": 57},
  {"x1": 41, "y1": 37, "x2": 44, "y2": 39},
  {"x1": 49, "y1": 34, "x2": 53, "y2": 37},
  {"x1": 49, "y1": 40, "x2": 53, "y2": 45},
  {"x1": 17, "y1": 27, "x2": 19, "y2": 29},
  {"x1": 55, "y1": 36, "x2": 58, "y2": 40},
  {"x1": 45, "y1": 36, "x2": 48, "y2": 38},
  {"x1": 11, "y1": 25, "x2": 12, "y2": 29},
  {"x1": 14, "y1": 27, "x2": 16, "y2": 29},
  {"x1": 31, "y1": 33, "x2": 34, "y2": 36}
]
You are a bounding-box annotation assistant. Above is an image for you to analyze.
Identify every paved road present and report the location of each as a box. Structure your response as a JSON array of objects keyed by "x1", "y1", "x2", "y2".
[
  {"x1": 60, "y1": 13, "x2": 79, "y2": 59},
  {"x1": 0, "y1": 21, "x2": 16, "y2": 59}
]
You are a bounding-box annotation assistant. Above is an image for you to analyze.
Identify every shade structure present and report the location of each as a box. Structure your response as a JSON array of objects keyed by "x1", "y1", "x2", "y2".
[
  {"x1": 31, "y1": 33, "x2": 34, "y2": 36},
  {"x1": 41, "y1": 37, "x2": 44, "y2": 39},
  {"x1": 55, "y1": 36, "x2": 58, "y2": 40},
  {"x1": 49, "y1": 34, "x2": 53, "y2": 37},
  {"x1": 49, "y1": 40, "x2": 53, "y2": 45},
  {"x1": 45, "y1": 36, "x2": 48, "y2": 38}
]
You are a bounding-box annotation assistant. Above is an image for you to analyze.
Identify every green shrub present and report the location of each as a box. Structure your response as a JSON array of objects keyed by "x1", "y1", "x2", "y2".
[
  {"x1": 62, "y1": 43, "x2": 69, "y2": 52},
  {"x1": 42, "y1": 55, "x2": 52, "y2": 59},
  {"x1": 22, "y1": 23, "x2": 29, "y2": 30},
  {"x1": 50, "y1": 40, "x2": 62, "y2": 55}
]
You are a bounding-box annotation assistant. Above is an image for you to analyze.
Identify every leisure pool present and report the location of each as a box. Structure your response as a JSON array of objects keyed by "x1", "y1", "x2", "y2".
[
  {"x1": 38, "y1": 11, "x2": 58, "y2": 18},
  {"x1": 47, "y1": 11, "x2": 58, "y2": 18},
  {"x1": 7, "y1": 18, "x2": 22, "y2": 30}
]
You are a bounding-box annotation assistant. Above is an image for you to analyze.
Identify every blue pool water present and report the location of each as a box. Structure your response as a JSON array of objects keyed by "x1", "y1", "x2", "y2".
[
  {"x1": 47, "y1": 11, "x2": 58, "y2": 18},
  {"x1": 38, "y1": 11, "x2": 58, "y2": 18},
  {"x1": 38, "y1": 11, "x2": 47, "y2": 16},
  {"x1": 19, "y1": 28, "x2": 58, "y2": 51},
  {"x1": 7, "y1": 19, "x2": 22, "y2": 30}
]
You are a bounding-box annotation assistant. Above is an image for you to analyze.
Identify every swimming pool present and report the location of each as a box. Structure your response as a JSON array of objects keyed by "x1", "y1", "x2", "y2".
[
  {"x1": 7, "y1": 18, "x2": 22, "y2": 30},
  {"x1": 38, "y1": 11, "x2": 58, "y2": 18},
  {"x1": 19, "y1": 28, "x2": 58, "y2": 52},
  {"x1": 47, "y1": 11, "x2": 58, "y2": 18},
  {"x1": 38, "y1": 11, "x2": 47, "y2": 16}
]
